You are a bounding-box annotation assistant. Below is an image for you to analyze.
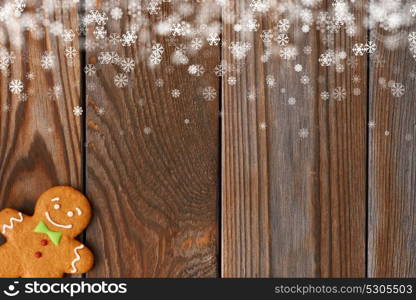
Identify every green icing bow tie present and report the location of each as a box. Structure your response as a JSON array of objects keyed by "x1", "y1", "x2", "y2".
[{"x1": 34, "y1": 221, "x2": 62, "y2": 245}]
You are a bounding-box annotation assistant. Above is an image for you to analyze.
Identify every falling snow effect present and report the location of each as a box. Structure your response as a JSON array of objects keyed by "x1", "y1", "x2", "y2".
[{"x1": 0, "y1": 0, "x2": 414, "y2": 140}]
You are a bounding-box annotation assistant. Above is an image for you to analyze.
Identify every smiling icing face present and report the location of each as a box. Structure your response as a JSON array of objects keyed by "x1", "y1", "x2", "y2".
[{"x1": 34, "y1": 187, "x2": 92, "y2": 237}]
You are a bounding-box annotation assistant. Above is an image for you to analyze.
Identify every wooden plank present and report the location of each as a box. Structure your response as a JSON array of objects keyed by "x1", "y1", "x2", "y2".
[
  {"x1": 222, "y1": 0, "x2": 367, "y2": 277},
  {"x1": 368, "y1": 19, "x2": 416, "y2": 276},
  {"x1": 85, "y1": 2, "x2": 220, "y2": 277},
  {"x1": 0, "y1": 2, "x2": 82, "y2": 219}
]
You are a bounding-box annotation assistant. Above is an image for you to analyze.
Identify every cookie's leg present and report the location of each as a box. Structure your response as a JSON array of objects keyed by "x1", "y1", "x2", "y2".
[{"x1": 0, "y1": 245, "x2": 22, "y2": 277}]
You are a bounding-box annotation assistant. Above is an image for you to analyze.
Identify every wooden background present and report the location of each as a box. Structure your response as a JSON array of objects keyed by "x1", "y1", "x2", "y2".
[{"x1": 0, "y1": 0, "x2": 415, "y2": 277}]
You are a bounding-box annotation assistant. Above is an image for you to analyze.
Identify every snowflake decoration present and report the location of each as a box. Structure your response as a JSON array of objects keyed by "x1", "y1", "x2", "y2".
[
  {"x1": 84, "y1": 64, "x2": 96, "y2": 76},
  {"x1": 171, "y1": 89, "x2": 181, "y2": 98},
  {"x1": 188, "y1": 64, "x2": 205, "y2": 76},
  {"x1": 299, "y1": 128, "x2": 309, "y2": 139},
  {"x1": 65, "y1": 47, "x2": 78, "y2": 59},
  {"x1": 228, "y1": 76, "x2": 237, "y2": 85},
  {"x1": 391, "y1": 82, "x2": 405, "y2": 98},
  {"x1": 202, "y1": 86, "x2": 217, "y2": 101},
  {"x1": 40, "y1": 53, "x2": 55, "y2": 69},
  {"x1": 332, "y1": 87, "x2": 347, "y2": 101},
  {"x1": 73, "y1": 106, "x2": 83, "y2": 117},
  {"x1": 114, "y1": 73, "x2": 128, "y2": 88},
  {"x1": 121, "y1": 58, "x2": 135, "y2": 73},
  {"x1": 111, "y1": 7, "x2": 123, "y2": 20},
  {"x1": 278, "y1": 19, "x2": 290, "y2": 32},
  {"x1": 121, "y1": 31, "x2": 138, "y2": 47},
  {"x1": 352, "y1": 43, "x2": 365, "y2": 56},
  {"x1": 9, "y1": 79, "x2": 23, "y2": 94}
]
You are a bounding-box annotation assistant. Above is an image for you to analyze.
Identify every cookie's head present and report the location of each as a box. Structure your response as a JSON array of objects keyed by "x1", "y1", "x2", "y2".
[{"x1": 34, "y1": 186, "x2": 92, "y2": 237}]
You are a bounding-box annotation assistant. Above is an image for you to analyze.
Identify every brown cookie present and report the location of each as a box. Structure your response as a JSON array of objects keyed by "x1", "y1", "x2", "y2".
[{"x1": 0, "y1": 186, "x2": 94, "y2": 277}]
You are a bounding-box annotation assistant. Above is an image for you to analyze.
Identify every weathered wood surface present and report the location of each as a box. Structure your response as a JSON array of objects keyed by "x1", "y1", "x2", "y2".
[
  {"x1": 0, "y1": 2, "x2": 83, "y2": 222},
  {"x1": 368, "y1": 23, "x2": 416, "y2": 277},
  {"x1": 222, "y1": 0, "x2": 367, "y2": 277},
  {"x1": 85, "y1": 1, "x2": 220, "y2": 277}
]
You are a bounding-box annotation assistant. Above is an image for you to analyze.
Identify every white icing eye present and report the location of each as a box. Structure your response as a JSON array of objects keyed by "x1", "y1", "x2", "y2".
[
  {"x1": 67, "y1": 211, "x2": 74, "y2": 217},
  {"x1": 54, "y1": 204, "x2": 60, "y2": 210},
  {"x1": 76, "y1": 207, "x2": 82, "y2": 216}
]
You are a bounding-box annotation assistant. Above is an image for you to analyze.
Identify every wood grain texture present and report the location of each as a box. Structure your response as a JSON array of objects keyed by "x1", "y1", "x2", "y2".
[
  {"x1": 85, "y1": 1, "x2": 220, "y2": 277},
  {"x1": 0, "y1": 1, "x2": 82, "y2": 218},
  {"x1": 368, "y1": 23, "x2": 416, "y2": 277},
  {"x1": 222, "y1": 1, "x2": 366, "y2": 277}
]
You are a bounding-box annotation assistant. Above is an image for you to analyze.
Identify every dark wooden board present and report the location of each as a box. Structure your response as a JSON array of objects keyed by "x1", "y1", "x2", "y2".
[
  {"x1": 0, "y1": 1, "x2": 83, "y2": 222},
  {"x1": 85, "y1": 1, "x2": 220, "y2": 277},
  {"x1": 222, "y1": 0, "x2": 367, "y2": 277}
]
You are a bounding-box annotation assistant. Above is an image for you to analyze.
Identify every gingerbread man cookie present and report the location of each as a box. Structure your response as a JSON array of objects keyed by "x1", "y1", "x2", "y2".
[{"x1": 0, "y1": 186, "x2": 94, "y2": 277}]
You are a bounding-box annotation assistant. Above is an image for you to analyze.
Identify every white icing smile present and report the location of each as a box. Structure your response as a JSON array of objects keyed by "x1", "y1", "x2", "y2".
[{"x1": 45, "y1": 212, "x2": 73, "y2": 229}]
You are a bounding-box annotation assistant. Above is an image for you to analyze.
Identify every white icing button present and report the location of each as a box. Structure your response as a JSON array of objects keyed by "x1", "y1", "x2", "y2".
[
  {"x1": 54, "y1": 204, "x2": 60, "y2": 210},
  {"x1": 67, "y1": 211, "x2": 74, "y2": 217}
]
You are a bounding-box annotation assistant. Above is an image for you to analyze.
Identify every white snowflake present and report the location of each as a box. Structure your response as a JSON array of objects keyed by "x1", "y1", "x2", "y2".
[
  {"x1": 288, "y1": 97, "x2": 296, "y2": 105},
  {"x1": 171, "y1": 89, "x2": 180, "y2": 98},
  {"x1": 278, "y1": 19, "x2": 290, "y2": 32},
  {"x1": 121, "y1": 58, "x2": 135, "y2": 73},
  {"x1": 321, "y1": 91, "x2": 330, "y2": 101},
  {"x1": 245, "y1": 18, "x2": 259, "y2": 32},
  {"x1": 111, "y1": 7, "x2": 123, "y2": 20},
  {"x1": 266, "y1": 75, "x2": 275, "y2": 87},
  {"x1": 276, "y1": 33, "x2": 289, "y2": 46},
  {"x1": 84, "y1": 64, "x2": 96, "y2": 76},
  {"x1": 73, "y1": 106, "x2": 83, "y2": 117},
  {"x1": 93, "y1": 26, "x2": 107, "y2": 40},
  {"x1": 62, "y1": 29, "x2": 75, "y2": 42},
  {"x1": 368, "y1": 121, "x2": 376, "y2": 129},
  {"x1": 151, "y1": 43, "x2": 164, "y2": 56},
  {"x1": 260, "y1": 30, "x2": 273, "y2": 43},
  {"x1": 279, "y1": 46, "x2": 297, "y2": 60},
  {"x1": 294, "y1": 64, "x2": 303, "y2": 72},
  {"x1": 353, "y1": 87, "x2": 361, "y2": 96},
  {"x1": 409, "y1": 32, "x2": 416, "y2": 44},
  {"x1": 300, "y1": 74, "x2": 310, "y2": 85},
  {"x1": 149, "y1": 52, "x2": 162, "y2": 65},
  {"x1": 250, "y1": 0, "x2": 270, "y2": 12},
  {"x1": 299, "y1": 128, "x2": 309, "y2": 139},
  {"x1": 144, "y1": 127, "x2": 152, "y2": 135},
  {"x1": 207, "y1": 33, "x2": 220, "y2": 46},
  {"x1": 365, "y1": 41, "x2": 377, "y2": 54},
  {"x1": 391, "y1": 82, "x2": 405, "y2": 98},
  {"x1": 229, "y1": 42, "x2": 252, "y2": 60},
  {"x1": 9, "y1": 79, "x2": 23, "y2": 94},
  {"x1": 97, "y1": 107, "x2": 105, "y2": 115},
  {"x1": 188, "y1": 64, "x2": 205, "y2": 76},
  {"x1": 352, "y1": 43, "x2": 365, "y2": 56},
  {"x1": 65, "y1": 47, "x2": 77, "y2": 59},
  {"x1": 19, "y1": 92, "x2": 28, "y2": 102},
  {"x1": 214, "y1": 63, "x2": 227, "y2": 76},
  {"x1": 41, "y1": 53, "x2": 55, "y2": 69},
  {"x1": 191, "y1": 38, "x2": 203, "y2": 50},
  {"x1": 202, "y1": 86, "x2": 217, "y2": 101},
  {"x1": 155, "y1": 78, "x2": 164, "y2": 87},
  {"x1": 332, "y1": 87, "x2": 347, "y2": 101},
  {"x1": 170, "y1": 22, "x2": 186, "y2": 36},
  {"x1": 108, "y1": 33, "x2": 121, "y2": 45},
  {"x1": 228, "y1": 76, "x2": 237, "y2": 85},
  {"x1": 411, "y1": 4, "x2": 416, "y2": 17},
  {"x1": 121, "y1": 31, "x2": 138, "y2": 47}
]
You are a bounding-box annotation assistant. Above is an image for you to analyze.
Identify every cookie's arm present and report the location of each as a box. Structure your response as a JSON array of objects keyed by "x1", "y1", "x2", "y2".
[
  {"x1": 66, "y1": 242, "x2": 94, "y2": 275},
  {"x1": 0, "y1": 208, "x2": 24, "y2": 236}
]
